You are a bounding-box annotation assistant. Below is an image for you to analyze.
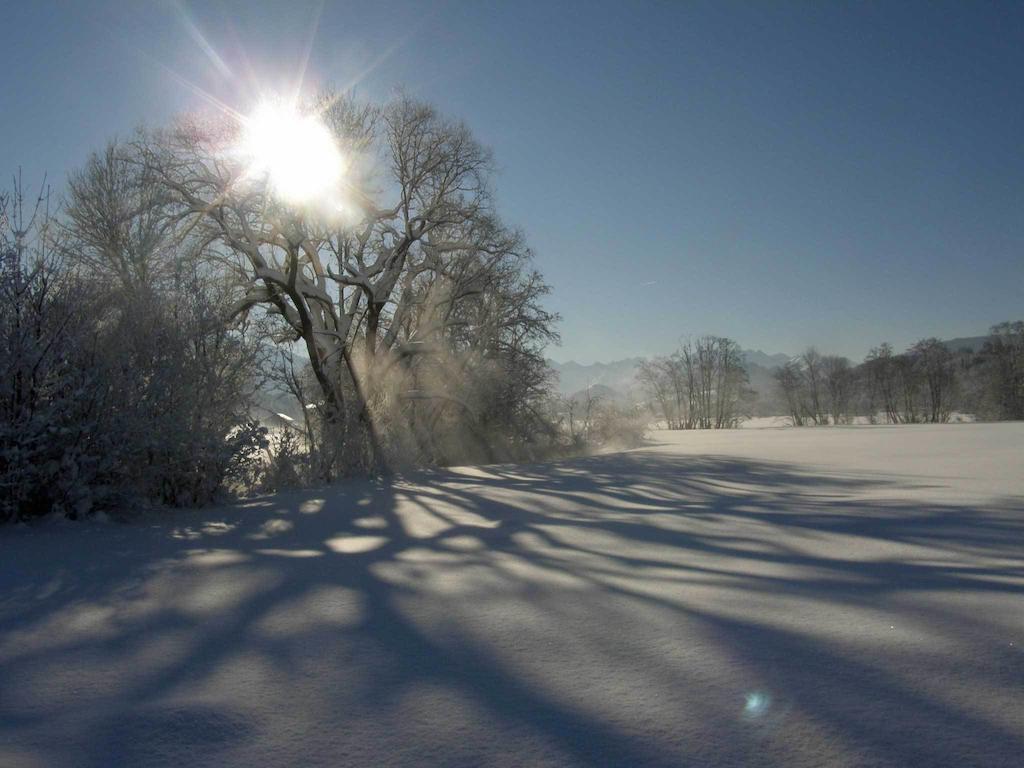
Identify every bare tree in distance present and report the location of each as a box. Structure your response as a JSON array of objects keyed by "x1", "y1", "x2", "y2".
[
  {"x1": 864, "y1": 343, "x2": 902, "y2": 424},
  {"x1": 800, "y1": 347, "x2": 828, "y2": 425},
  {"x1": 678, "y1": 336, "x2": 748, "y2": 429},
  {"x1": 910, "y1": 338, "x2": 956, "y2": 423},
  {"x1": 637, "y1": 358, "x2": 679, "y2": 429},
  {"x1": 823, "y1": 355, "x2": 855, "y2": 425},
  {"x1": 980, "y1": 321, "x2": 1024, "y2": 420},
  {"x1": 774, "y1": 360, "x2": 807, "y2": 426}
]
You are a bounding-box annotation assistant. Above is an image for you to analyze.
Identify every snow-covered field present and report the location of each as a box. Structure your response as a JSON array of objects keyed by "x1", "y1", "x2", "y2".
[
  {"x1": 2, "y1": 423, "x2": 1022, "y2": 767},
  {"x1": 738, "y1": 414, "x2": 977, "y2": 428}
]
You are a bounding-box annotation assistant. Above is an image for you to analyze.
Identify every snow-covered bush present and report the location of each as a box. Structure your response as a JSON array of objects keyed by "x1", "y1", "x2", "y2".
[
  {"x1": 582, "y1": 400, "x2": 647, "y2": 450},
  {"x1": 0, "y1": 178, "x2": 267, "y2": 522},
  {"x1": 260, "y1": 429, "x2": 308, "y2": 491},
  {"x1": 92, "y1": 277, "x2": 268, "y2": 507},
  {"x1": 0, "y1": 183, "x2": 106, "y2": 520}
]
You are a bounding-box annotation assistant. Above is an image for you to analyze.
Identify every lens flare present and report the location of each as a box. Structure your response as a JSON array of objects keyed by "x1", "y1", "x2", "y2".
[
  {"x1": 743, "y1": 691, "x2": 771, "y2": 719},
  {"x1": 240, "y1": 101, "x2": 344, "y2": 206}
]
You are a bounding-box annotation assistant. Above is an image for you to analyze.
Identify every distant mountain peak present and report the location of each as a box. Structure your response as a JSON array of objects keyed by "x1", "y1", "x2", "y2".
[
  {"x1": 547, "y1": 350, "x2": 791, "y2": 396},
  {"x1": 741, "y1": 349, "x2": 791, "y2": 370}
]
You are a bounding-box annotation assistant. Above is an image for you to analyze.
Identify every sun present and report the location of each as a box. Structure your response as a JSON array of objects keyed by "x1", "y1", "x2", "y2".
[{"x1": 239, "y1": 100, "x2": 344, "y2": 206}]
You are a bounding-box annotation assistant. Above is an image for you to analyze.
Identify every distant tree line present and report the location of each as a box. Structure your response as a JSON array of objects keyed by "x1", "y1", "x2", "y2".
[
  {"x1": 775, "y1": 329, "x2": 1024, "y2": 426},
  {"x1": 637, "y1": 327, "x2": 1023, "y2": 430},
  {"x1": 1, "y1": 92, "x2": 564, "y2": 523}
]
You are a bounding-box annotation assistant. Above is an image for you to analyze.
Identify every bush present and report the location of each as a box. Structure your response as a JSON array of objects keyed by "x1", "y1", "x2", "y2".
[{"x1": 0, "y1": 182, "x2": 268, "y2": 521}]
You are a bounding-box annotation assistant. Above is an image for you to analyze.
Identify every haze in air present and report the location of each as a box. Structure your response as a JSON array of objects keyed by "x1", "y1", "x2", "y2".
[{"x1": 1, "y1": 2, "x2": 1022, "y2": 766}]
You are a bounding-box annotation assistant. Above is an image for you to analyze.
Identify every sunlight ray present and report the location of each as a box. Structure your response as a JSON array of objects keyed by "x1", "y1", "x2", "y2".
[
  {"x1": 170, "y1": 0, "x2": 233, "y2": 78},
  {"x1": 292, "y1": 0, "x2": 326, "y2": 102}
]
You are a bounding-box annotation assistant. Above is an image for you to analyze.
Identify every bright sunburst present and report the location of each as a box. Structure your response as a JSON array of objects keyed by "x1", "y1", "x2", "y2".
[{"x1": 240, "y1": 101, "x2": 344, "y2": 206}]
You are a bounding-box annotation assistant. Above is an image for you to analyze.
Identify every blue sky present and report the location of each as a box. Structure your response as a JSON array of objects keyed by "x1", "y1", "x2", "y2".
[{"x1": 3, "y1": 1, "x2": 1021, "y2": 363}]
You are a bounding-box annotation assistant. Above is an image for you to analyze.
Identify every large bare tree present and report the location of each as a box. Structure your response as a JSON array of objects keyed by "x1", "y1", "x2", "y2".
[{"x1": 136, "y1": 93, "x2": 530, "y2": 471}]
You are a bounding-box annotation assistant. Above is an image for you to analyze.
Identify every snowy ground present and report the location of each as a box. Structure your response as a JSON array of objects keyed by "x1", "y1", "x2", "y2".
[
  {"x1": 2, "y1": 423, "x2": 1022, "y2": 767},
  {"x1": 738, "y1": 414, "x2": 976, "y2": 428}
]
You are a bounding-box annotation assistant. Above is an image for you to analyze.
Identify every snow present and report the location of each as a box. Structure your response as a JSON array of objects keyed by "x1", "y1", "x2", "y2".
[
  {"x1": 2, "y1": 423, "x2": 1022, "y2": 767},
  {"x1": 738, "y1": 414, "x2": 977, "y2": 428}
]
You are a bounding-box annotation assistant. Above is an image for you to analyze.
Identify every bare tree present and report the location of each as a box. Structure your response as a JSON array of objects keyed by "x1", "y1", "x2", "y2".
[
  {"x1": 774, "y1": 360, "x2": 807, "y2": 426},
  {"x1": 266, "y1": 350, "x2": 326, "y2": 470},
  {"x1": 864, "y1": 343, "x2": 901, "y2": 423},
  {"x1": 664, "y1": 353, "x2": 690, "y2": 428},
  {"x1": 801, "y1": 347, "x2": 827, "y2": 425},
  {"x1": 65, "y1": 142, "x2": 174, "y2": 293},
  {"x1": 137, "y1": 93, "x2": 539, "y2": 473},
  {"x1": 637, "y1": 358, "x2": 678, "y2": 429},
  {"x1": 909, "y1": 338, "x2": 956, "y2": 422},
  {"x1": 390, "y1": 243, "x2": 559, "y2": 464},
  {"x1": 822, "y1": 355, "x2": 855, "y2": 424},
  {"x1": 562, "y1": 385, "x2": 602, "y2": 447},
  {"x1": 894, "y1": 353, "x2": 923, "y2": 423},
  {"x1": 678, "y1": 336, "x2": 747, "y2": 429},
  {"x1": 981, "y1": 321, "x2": 1024, "y2": 420}
]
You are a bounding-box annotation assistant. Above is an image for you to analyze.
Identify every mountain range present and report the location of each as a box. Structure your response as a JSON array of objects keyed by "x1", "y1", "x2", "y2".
[{"x1": 547, "y1": 350, "x2": 790, "y2": 398}]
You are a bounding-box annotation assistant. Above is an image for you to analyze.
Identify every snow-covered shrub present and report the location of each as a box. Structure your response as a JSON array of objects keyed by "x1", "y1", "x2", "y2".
[
  {"x1": 0, "y1": 185, "x2": 112, "y2": 520},
  {"x1": 92, "y1": 276, "x2": 268, "y2": 507},
  {"x1": 0, "y1": 178, "x2": 268, "y2": 522},
  {"x1": 260, "y1": 429, "x2": 307, "y2": 491},
  {"x1": 584, "y1": 401, "x2": 647, "y2": 450}
]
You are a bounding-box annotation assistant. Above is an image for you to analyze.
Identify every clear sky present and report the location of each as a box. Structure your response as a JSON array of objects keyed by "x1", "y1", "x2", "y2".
[{"x1": 3, "y1": 1, "x2": 1022, "y2": 363}]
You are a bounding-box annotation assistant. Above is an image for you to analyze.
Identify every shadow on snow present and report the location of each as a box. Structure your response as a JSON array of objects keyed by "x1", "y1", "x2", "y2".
[{"x1": 1, "y1": 448, "x2": 1022, "y2": 767}]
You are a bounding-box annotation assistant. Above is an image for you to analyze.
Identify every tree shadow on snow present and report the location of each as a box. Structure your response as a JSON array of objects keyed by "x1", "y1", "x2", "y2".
[{"x1": 1, "y1": 448, "x2": 1022, "y2": 767}]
